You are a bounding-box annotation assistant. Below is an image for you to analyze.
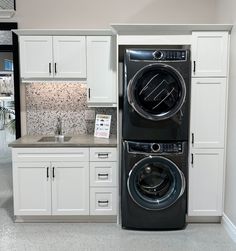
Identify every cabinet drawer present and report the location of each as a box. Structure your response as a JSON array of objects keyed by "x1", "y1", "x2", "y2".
[
  {"x1": 90, "y1": 148, "x2": 117, "y2": 162},
  {"x1": 90, "y1": 162, "x2": 117, "y2": 187},
  {"x1": 12, "y1": 148, "x2": 89, "y2": 162},
  {"x1": 90, "y1": 188, "x2": 117, "y2": 215}
]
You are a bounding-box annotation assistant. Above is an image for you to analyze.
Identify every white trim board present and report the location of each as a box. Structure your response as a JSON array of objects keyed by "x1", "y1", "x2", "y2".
[
  {"x1": 13, "y1": 29, "x2": 114, "y2": 36},
  {"x1": 111, "y1": 24, "x2": 233, "y2": 35},
  {"x1": 222, "y1": 213, "x2": 236, "y2": 243}
]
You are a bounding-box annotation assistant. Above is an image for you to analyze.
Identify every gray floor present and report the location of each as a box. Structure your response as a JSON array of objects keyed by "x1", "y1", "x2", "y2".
[{"x1": 1, "y1": 131, "x2": 236, "y2": 251}]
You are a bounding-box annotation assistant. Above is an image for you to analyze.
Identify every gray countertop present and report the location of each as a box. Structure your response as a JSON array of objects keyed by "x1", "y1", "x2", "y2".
[{"x1": 9, "y1": 135, "x2": 117, "y2": 148}]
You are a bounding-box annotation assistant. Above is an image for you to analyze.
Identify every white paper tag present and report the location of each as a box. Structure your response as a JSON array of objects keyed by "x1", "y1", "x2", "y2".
[{"x1": 94, "y1": 114, "x2": 111, "y2": 139}]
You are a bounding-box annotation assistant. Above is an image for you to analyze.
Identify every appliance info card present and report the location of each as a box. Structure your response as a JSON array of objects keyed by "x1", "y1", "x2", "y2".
[{"x1": 94, "y1": 114, "x2": 111, "y2": 138}]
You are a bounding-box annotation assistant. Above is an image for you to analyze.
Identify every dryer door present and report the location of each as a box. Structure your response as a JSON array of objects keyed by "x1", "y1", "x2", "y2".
[
  {"x1": 127, "y1": 63, "x2": 186, "y2": 121},
  {"x1": 127, "y1": 156, "x2": 185, "y2": 210}
]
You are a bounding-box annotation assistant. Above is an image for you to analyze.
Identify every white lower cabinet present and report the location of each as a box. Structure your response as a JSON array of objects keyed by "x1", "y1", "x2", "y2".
[
  {"x1": 188, "y1": 149, "x2": 224, "y2": 216},
  {"x1": 51, "y1": 162, "x2": 89, "y2": 215},
  {"x1": 13, "y1": 161, "x2": 89, "y2": 216},
  {"x1": 12, "y1": 147, "x2": 117, "y2": 218},
  {"x1": 13, "y1": 162, "x2": 51, "y2": 215}
]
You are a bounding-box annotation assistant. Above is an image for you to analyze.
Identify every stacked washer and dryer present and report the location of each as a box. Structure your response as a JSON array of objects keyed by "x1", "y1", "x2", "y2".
[{"x1": 121, "y1": 48, "x2": 191, "y2": 230}]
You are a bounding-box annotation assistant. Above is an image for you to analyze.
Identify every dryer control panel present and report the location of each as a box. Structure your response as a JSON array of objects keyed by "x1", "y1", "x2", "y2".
[
  {"x1": 126, "y1": 141, "x2": 183, "y2": 154},
  {"x1": 129, "y1": 49, "x2": 188, "y2": 62}
]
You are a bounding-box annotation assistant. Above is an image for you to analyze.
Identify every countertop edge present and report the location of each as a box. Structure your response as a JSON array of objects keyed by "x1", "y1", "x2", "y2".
[{"x1": 8, "y1": 135, "x2": 117, "y2": 148}]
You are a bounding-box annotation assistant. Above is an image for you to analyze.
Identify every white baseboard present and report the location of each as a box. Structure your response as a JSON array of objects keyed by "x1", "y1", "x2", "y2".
[
  {"x1": 186, "y1": 216, "x2": 221, "y2": 223},
  {"x1": 222, "y1": 213, "x2": 236, "y2": 243},
  {"x1": 15, "y1": 215, "x2": 117, "y2": 223}
]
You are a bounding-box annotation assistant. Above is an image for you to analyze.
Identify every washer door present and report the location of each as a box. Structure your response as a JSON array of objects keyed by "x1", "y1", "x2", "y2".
[
  {"x1": 127, "y1": 156, "x2": 185, "y2": 210},
  {"x1": 127, "y1": 63, "x2": 186, "y2": 121}
]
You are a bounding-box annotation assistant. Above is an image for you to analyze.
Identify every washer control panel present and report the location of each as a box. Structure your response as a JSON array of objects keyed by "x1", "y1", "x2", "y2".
[
  {"x1": 129, "y1": 49, "x2": 188, "y2": 62},
  {"x1": 127, "y1": 141, "x2": 183, "y2": 154}
]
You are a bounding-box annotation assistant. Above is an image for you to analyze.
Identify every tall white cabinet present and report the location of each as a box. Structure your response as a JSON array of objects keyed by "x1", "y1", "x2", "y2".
[{"x1": 188, "y1": 31, "x2": 229, "y2": 216}]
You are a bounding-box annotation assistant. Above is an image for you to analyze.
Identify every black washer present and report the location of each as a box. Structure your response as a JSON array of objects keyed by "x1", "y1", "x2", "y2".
[{"x1": 121, "y1": 141, "x2": 188, "y2": 230}]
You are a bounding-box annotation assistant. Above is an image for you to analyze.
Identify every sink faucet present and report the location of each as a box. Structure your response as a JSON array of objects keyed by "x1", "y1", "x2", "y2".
[{"x1": 55, "y1": 117, "x2": 63, "y2": 136}]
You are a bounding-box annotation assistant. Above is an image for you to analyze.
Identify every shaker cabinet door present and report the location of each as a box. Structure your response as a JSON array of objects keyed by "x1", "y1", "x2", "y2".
[
  {"x1": 20, "y1": 36, "x2": 53, "y2": 78},
  {"x1": 13, "y1": 162, "x2": 51, "y2": 215},
  {"x1": 190, "y1": 78, "x2": 227, "y2": 149},
  {"x1": 53, "y1": 36, "x2": 86, "y2": 78},
  {"x1": 192, "y1": 32, "x2": 228, "y2": 77},
  {"x1": 188, "y1": 149, "x2": 224, "y2": 216},
  {"x1": 87, "y1": 36, "x2": 116, "y2": 106},
  {"x1": 51, "y1": 161, "x2": 89, "y2": 215}
]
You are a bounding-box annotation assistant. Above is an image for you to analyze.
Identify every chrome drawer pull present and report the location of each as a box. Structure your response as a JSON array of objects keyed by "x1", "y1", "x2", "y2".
[
  {"x1": 98, "y1": 173, "x2": 109, "y2": 179},
  {"x1": 98, "y1": 200, "x2": 109, "y2": 204},
  {"x1": 98, "y1": 153, "x2": 109, "y2": 158}
]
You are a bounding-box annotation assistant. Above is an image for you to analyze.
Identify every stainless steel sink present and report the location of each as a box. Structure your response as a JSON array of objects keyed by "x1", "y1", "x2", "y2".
[{"x1": 37, "y1": 136, "x2": 72, "y2": 142}]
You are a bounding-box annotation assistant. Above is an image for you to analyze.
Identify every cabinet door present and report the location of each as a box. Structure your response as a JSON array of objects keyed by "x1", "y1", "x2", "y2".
[
  {"x1": 192, "y1": 32, "x2": 228, "y2": 77},
  {"x1": 19, "y1": 36, "x2": 53, "y2": 78},
  {"x1": 51, "y1": 161, "x2": 89, "y2": 215},
  {"x1": 87, "y1": 36, "x2": 116, "y2": 106},
  {"x1": 13, "y1": 162, "x2": 51, "y2": 215},
  {"x1": 190, "y1": 78, "x2": 226, "y2": 148},
  {"x1": 188, "y1": 149, "x2": 224, "y2": 216},
  {"x1": 53, "y1": 36, "x2": 86, "y2": 78}
]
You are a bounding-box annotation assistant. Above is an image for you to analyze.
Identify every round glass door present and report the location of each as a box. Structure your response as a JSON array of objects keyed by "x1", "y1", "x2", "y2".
[
  {"x1": 127, "y1": 156, "x2": 185, "y2": 210},
  {"x1": 127, "y1": 63, "x2": 186, "y2": 121}
]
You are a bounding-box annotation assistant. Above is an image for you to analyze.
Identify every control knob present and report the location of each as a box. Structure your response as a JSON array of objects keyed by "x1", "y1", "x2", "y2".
[
  {"x1": 151, "y1": 143, "x2": 160, "y2": 152},
  {"x1": 153, "y1": 50, "x2": 163, "y2": 60}
]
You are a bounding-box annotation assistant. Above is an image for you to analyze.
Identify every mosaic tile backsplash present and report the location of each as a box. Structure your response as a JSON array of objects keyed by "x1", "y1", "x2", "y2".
[{"x1": 25, "y1": 82, "x2": 117, "y2": 136}]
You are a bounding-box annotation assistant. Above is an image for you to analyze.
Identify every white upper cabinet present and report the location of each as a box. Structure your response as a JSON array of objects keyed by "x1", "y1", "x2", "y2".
[
  {"x1": 20, "y1": 36, "x2": 53, "y2": 78},
  {"x1": 188, "y1": 149, "x2": 224, "y2": 216},
  {"x1": 87, "y1": 36, "x2": 116, "y2": 106},
  {"x1": 192, "y1": 32, "x2": 228, "y2": 77},
  {"x1": 19, "y1": 36, "x2": 86, "y2": 79},
  {"x1": 190, "y1": 78, "x2": 227, "y2": 148},
  {"x1": 53, "y1": 36, "x2": 86, "y2": 78}
]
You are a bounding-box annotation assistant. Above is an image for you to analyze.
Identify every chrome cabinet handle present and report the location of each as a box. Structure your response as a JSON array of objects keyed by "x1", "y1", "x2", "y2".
[
  {"x1": 49, "y1": 63, "x2": 52, "y2": 74},
  {"x1": 47, "y1": 167, "x2": 49, "y2": 178},
  {"x1": 98, "y1": 200, "x2": 109, "y2": 204},
  {"x1": 54, "y1": 63, "x2": 57, "y2": 74},
  {"x1": 98, "y1": 153, "x2": 109, "y2": 159},
  {"x1": 88, "y1": 88, "x2": 91, "y2": 99},
  {"x1": 193, "y1": 61, "x2": 196, "y2": 73},
  {"x1": 52, "y1": 167, "x2": 55, "y2": 178},
  {"x1": 191, "y1": 154, "x2": 194, "y2": 165},
  {"x1": 192, "y1": 133, "x2": 194, "y2": 145}
]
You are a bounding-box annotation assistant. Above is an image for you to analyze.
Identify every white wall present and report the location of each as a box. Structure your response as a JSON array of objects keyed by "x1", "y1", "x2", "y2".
[
  {"x1": 9, "y1": 0, "x2": 217, "y2": 29},
  {"x1": 216, "y1": 0, "x2": 236, "y2": 226}
]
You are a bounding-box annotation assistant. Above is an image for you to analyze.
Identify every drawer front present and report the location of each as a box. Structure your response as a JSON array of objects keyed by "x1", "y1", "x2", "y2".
[
  {"x1": 12, "y1": 148, "x2": 89, "y2": 162},
  {"x1": 90, "y1": 162, "x2": 117, "y2": 187},
  {"x1": 90, "y1": 148, "x2": 117, "y2": 162},
  {"x1": 90, "y1": 188, "x2": 117, "y2": 215}
]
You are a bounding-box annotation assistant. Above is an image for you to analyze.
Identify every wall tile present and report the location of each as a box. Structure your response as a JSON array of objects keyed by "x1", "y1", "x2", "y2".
[{"x1": 25, "y1": 82, "x2": 117, "y2": 136}]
